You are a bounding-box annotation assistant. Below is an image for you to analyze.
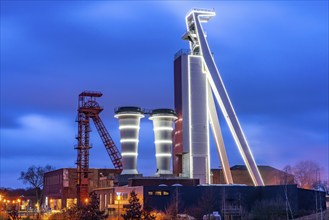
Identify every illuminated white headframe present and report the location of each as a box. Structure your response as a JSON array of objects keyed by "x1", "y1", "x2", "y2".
[{"x1": 184, "y1": 8, "x2": 264, "y2": 186}]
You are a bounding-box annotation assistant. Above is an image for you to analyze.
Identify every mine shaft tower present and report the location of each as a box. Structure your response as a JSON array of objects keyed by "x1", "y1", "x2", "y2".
[
  {"x1": 173, "y1": 9, "x2": 264, "y2": 186},
  {"x1": 76, "y1": 91, "x2": 122, "y2": 205}
]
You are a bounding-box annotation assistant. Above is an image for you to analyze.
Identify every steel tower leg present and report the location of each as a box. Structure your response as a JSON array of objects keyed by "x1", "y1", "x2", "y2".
[
  {"x1": 76, "y1": 111, "x2": 91, "y2": 205},
  {"x1": 207, "y1": 84, "x2": 233, "y2": 184}
]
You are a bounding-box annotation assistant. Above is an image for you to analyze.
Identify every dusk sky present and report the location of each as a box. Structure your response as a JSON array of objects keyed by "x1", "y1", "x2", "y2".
[{"x1": 1, "y1": 1, "x2": 328, "y2": 188}]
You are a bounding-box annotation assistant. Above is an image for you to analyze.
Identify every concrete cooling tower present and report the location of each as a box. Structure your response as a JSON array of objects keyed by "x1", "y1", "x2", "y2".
[
  {"x1": 149, "y1": 109, "x2": 177, "y2": 175},
  {"x1": 114, "y1": 107, "x2": 144, "y2": 175}
]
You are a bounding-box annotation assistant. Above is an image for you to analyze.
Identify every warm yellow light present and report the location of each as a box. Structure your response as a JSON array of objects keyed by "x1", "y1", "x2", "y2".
[
  {"x1": 84, "y1": 198, "x2": 88, "y2": 204},
  {"x1": 12, "y1": 201, "x2": 16, "y2": 204},
  {"x1": 17, "y1": 199, "x2": 21, "y2": 203}
]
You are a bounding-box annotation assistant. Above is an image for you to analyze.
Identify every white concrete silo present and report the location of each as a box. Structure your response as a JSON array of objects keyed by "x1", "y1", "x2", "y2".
[
  {"x1": 114, "y1": 107, "x2": 144, "y2": 175},
  {"x1": 149, "y1": 109, "x2": 177, "y2": 175}
]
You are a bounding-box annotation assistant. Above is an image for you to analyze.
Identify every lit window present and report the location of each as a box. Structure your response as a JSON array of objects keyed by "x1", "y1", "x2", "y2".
[
  {"x1": 148, "y1": 191, "x2": 153, "y2": 196},
  {"x1": 155, "y1": 191, "x2": 162, "y2": 196},
  {"x1": 163, "y1": 191, "x2": 169, "y2": 196}
]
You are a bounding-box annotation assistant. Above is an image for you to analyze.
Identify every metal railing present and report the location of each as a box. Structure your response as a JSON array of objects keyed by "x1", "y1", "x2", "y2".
[
  {"x1": 174, "y1": 49, "x2": 202, "y2": 59},
  {"x1": 174, "y1": 49, "x2": 191, "y2": 59},
  {"x1": 187, "y1": 8, "x2": 215, "y2": 15}
]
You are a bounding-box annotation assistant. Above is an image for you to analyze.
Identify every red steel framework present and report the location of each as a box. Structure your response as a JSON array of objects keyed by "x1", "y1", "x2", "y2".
[{"x1": 76, "y1": 91, "x2": 122, "y2": 205}]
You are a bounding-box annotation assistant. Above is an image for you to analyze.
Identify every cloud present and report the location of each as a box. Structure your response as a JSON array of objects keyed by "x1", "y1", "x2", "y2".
[
  {"x1": 0, "y1": 113, "x2": 77, "y2": 187},
  {"x1": 1, "y1": 114, "x2": 75, "y2": 158}
]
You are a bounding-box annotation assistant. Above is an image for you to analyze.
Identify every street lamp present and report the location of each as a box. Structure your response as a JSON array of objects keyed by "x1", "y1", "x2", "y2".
[
  {"x1": 1, "y1": 198, "x2": 5, "y2": 211},
  {"x1": 6, "y1": 200, "x2": 10, "y2": 211},
  {"x1": 116, "y1": 192, "x2": 121, "y2": 220},
  {"x1": 17, "y1": 199, "x2": 21, "y2": 217},
  {"x1": 27, "y1": 199, "x2": 30, "y2": 211},
  {"x1": 17, "y1": 199, "x2": 21, "y2": 212},
  {"x1": 50, "y1": 199, "x2": 53, "y2": 211}
]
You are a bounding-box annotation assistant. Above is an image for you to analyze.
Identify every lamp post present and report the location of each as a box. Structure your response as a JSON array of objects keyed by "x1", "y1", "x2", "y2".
[
  {"x1": 17, "y1": 199, "x2": 21, "y2": 218},
  {"x1": 50, "y1": 199, "x2": 53, "y2": 211},
  {"x1": 0, "y1": 196, "x2": 3, "y2": 211},
  {"x1": 0, "y1": 198, "x2": 4, "y2": 212},
  {"x1": 116, "y1": 192, "x2": 121, "y2": 220},
  {"x1": 27, "y1": 199, "x2": 30, "y2": 211}
]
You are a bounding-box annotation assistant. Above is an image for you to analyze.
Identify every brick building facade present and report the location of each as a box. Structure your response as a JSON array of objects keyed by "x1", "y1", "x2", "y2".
[{"x1": 43, "y1": 168, "x2": 120, "y2": 210}]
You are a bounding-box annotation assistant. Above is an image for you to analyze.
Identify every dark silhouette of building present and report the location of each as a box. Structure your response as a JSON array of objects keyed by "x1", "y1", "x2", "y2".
[
  {"x1": 142, "y1": 184, "x2": 326, "y2": 219},
  {"x1": 212, "y1": 165, "x2": 295, "y2": 186}
]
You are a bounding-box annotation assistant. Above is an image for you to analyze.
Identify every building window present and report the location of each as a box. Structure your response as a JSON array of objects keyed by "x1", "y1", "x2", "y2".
[
  {"x1": 147, "y1": 191, "x2": 170, "y2": 196},
  {"x1": 123, "y1": 193, "x2": 128, "y2": 200}
]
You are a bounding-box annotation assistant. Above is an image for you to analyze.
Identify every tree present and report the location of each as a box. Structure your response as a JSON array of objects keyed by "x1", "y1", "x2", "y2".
[
  {"x1": 18, "y1": 165, "x2": 54, "y2": 205},
  {"x1": 282, "y1": 165, "x2": 294, "y2": 184},
  {"x1": 80, "y1": 192, "x2": 107, "y2": 220},
  {"x1": 188, "y1": 188, "x2": 218, "y2": 219},
  {"x1": 122, "y1": 190, "x2": 142, "y2": 220},
  {"x1": 294, "y1": 161, "x2": 321, "y2": 189},
  {"x1": 141, "y1": 206, "x2": 156, "y2": 220},
  {"x1": 164, "y1": 189, "x2": 179, "y2": 219},
  {"x1": 284, "y1": 160, "x2": 321, "y2": 189},
  {"x1": 54, "y1": 192, "x2": 107, "y2": 220}
]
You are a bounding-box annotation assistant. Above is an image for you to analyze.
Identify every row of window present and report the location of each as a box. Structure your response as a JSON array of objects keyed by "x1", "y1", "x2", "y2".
[{"x1": 147, "y1": 191, "x2": 170, "y2": 196}]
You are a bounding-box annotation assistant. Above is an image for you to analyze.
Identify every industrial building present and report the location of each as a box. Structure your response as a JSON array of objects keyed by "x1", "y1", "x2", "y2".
[
  {"x1": 70, "y1": 9, "x2": 266, "y2": 205},
  {"x1": 43, "y1": 168, "x2": 120, "y2": 210},
  {"x1": 42, "y1": 165, "x2": 293, "y2": 212},
  {"x1": 143, "y1": 184, "x2": 326, "y2": 219},
  {"x1": 43, "y1": 164, "x2": 324, "y2": 219},
  {"x1": 92, "y1": 183, "x2": 326, "y2": 219},
  {"x1": 173, "y1": 8, "x2": 265, "y2": 186},
  {"x1": 173, "y1": 49, "x2": 210, "y2": 184},
  {"x1": 42, "y1": 8, "x2": 326, "y2": 219}
]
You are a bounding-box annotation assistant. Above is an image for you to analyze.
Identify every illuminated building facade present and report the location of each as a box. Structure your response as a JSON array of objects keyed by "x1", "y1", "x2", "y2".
[
  {"x1": 173, "y1": 52, "x2": 210, "y2": 184},
  {"x1": 43, "y1": 168, "x2": 120, "y2": 210},
  {"x1": 149, "y1": 109, "x2": 177, "y2": 175},
  {"x1": 174, "y1": 9, "x2": 264, "y2": 186},
  {"x1": 114, "y1": 107, "x2": 144, "y2": 175}
]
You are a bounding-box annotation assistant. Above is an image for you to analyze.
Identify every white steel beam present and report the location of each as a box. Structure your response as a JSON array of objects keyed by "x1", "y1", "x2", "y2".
[{"x1": 207, "y1": 84, "x2": 233, "y2": 184}]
